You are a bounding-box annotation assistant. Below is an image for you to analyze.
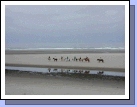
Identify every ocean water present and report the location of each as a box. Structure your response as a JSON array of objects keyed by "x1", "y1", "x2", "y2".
[
  {"x1": 5, "y1": 66, "x2": 125, "y2": 77},
  {"x1": 5, "y1": 47, "x2": 125, "y2": 54},
  {"x1": 6, "y1": 47, "x2": 125, "y2": 50}
]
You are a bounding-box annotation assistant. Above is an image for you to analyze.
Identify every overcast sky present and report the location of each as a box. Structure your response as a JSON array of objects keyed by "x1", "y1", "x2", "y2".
[{"x1": 5, "y1": 5, "x2": 125, "y2": 49}]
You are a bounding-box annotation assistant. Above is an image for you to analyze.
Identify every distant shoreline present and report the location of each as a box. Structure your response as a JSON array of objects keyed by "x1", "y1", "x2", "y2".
[{"x1": 5, "y1": 49, "x2": 125, "y2": 54}]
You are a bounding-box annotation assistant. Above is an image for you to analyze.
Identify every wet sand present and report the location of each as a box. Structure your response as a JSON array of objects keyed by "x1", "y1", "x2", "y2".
[{"x1": 5, "y1": 70, "x2": 125, "y2": 95}]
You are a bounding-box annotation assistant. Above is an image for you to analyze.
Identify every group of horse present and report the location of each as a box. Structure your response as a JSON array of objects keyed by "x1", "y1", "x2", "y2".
[
  {"x1": 48, "y1": 56, "x2": 104, "y2": 63},
  {"x1": 73, "y1": 57, "x2": 90, "y2": 62},
  {"x1": 48, "y1": 56, "x2": 90, "y2": 62}
]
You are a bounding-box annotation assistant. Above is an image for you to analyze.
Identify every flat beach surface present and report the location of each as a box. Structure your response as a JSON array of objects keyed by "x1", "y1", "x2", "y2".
[
  {"x1": 5, "y1": 70, "x2": 125, "y2": 95},
  {"x1": 5, "y1": 49, "x2": 125, "y2": 71},
  {"x1": 5, "y1": 49, "x2": 125, "y2": 95}
]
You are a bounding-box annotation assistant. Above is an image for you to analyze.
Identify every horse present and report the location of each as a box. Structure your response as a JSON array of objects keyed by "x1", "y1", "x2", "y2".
[
  {"x1": 97, "y1": 59, "x2": 104, "y2": 63},
  {"x1": 53, "y1": 58, "x2": 58, "y2": 61},
  {"x1": 83, "y1": 57, "x2": 90, "y2": 62}
]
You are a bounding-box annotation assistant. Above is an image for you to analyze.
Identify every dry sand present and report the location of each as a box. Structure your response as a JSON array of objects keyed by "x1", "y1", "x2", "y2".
[
  {"x1": 5, "y1": 70, "x2": 125, "y2": 95},
  {"x1": 5, "y1": 53, "x2": 125, "y2": 71}
]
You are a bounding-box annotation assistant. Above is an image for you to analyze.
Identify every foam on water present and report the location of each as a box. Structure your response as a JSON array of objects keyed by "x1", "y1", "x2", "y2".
[{"x1": 5, "y1": 47, "x2": 125, "y2": 51}]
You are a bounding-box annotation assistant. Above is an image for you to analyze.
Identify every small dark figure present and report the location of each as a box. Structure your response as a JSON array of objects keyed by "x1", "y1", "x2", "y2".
[
  {"x1": 53, "y1": 58, "x2": 58, "y2": 61},
  {"x1": 61, "y1": 56, "x2": 63, "y2": 61},
  {"x1": 48, "y1": 56, "x2": 51, "y2": 61},
  {"x1": 97, "y1": 58, "x2": 104, "y2": 63},
  {"x1": 79, "y1": 57, "x2": 81, "y2": 61}
]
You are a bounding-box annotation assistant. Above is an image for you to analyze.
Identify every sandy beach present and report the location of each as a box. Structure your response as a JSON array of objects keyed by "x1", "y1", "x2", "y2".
[
  {"x1": 5, "y1": 50, "x2": 125, "y2": 95},
  {"x1": 5, "y1": 50, "x2": 125, "y2": 71},
  {"x1": 5, "y1": 70, "x2": 125, "y2": 95}
]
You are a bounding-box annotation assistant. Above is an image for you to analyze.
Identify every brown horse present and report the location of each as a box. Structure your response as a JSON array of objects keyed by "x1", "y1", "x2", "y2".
[{"x1": 83, "y1": 57, "x2": 90, "y2": 62}]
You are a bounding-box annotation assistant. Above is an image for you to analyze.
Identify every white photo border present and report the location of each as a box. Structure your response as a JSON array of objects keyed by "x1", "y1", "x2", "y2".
[{"x1": 1, "y1": 1, "x2": 129, "y2": 99}]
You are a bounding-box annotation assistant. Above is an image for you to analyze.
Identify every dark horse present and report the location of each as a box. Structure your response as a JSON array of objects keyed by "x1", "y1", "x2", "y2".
[
  {"x1": 53, "y1": 58, "x2": 58, "y2": 61},
  {"x1": 97, "y1": 58, "x2": 104, "y2": 63}
]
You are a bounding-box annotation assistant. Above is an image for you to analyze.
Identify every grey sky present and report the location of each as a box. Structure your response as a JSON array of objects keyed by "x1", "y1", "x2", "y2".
[{"x1": 5, "y1": 5, "x2": 125, "y2": 48}]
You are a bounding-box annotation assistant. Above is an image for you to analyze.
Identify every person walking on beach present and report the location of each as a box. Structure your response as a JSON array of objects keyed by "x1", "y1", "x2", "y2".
[
  {"x1": 79, "y1": 57, "x2": 81, "y2": 61},
  {"x1": 61, "y1": 56, "x2": 63, "y2": 61},
  {"x1": 48, "y1": 56, "x2": 51, "y2": 61}
]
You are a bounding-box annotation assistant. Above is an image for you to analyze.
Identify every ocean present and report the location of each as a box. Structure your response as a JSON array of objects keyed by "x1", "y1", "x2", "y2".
[{"x1": 5, "y1": 47, "x2": 125, "y2": 54}]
